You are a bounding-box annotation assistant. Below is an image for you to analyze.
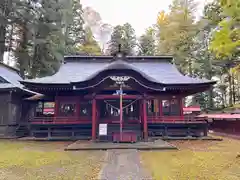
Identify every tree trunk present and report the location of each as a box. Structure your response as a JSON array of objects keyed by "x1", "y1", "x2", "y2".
[
  {"x1": 221, "y1": 93, "x2": 225, "y2": 108},
  {"x1": 0, "y1": 26, "x2": 6, "y2": 62},
  {"x1": 237, "y1": 75, "x2": 240, "y2": 102},
  {"x1": 228, "y1": 72, "x2": 233, "y2": 106},
  {"x1": 208, "y1": 87, "x2": 214, "y2": 109},
  {"x1": 232, "y1": 74, "x2": 236, "y2": 104},
  {"x1": 0, "y1": 0, "x2": 12, "y2": 62}
]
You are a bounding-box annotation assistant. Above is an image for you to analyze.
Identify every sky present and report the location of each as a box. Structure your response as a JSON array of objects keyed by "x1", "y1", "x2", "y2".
[{"x1": 81, "y1": 0, "x2": 210, "y2": 36}]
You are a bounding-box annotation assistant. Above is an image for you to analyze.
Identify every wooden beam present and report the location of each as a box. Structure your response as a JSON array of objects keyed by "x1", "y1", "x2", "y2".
[
  {"x1": 91, "y1": 98, "x2": 97, "y2": 141},
  {"x1": 93, "y1": 94, "x2": 142, "y2": 99}
]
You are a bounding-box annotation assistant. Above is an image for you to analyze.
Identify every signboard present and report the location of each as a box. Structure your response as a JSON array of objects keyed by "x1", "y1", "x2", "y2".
[
  {"x1": 99, "y1": 124, "x2": 108, "y2": 136},
  {"x1": 43, "y1": 102, "x2": 55, "y2": 115}
]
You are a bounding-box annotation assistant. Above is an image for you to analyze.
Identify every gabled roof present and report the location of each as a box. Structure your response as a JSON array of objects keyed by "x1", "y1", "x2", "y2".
[
  {"x1": 0, "y1": 62, "x2": 23, "y2": 89},
  {"x1": 0, "y1": 62, "x2": 39, "y2": 95},
  {"x1": 20, "y1": 55, "x2": 215, "y2": 86}
]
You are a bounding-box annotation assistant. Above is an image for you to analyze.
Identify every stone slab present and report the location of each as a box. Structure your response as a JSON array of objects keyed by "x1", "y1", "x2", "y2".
[{"x1": 65, "y1": 139, "x2": 177, "y2": 151}]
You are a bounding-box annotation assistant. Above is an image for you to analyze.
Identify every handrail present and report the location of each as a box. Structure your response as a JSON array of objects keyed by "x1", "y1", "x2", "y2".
[
  {"x1": 30, "y1": 116, "x2": 206, "y2": 124},
  {"x1": 30, "y1": 116, "x2": 91, "y2": 124},
  {"x1": 146, "y1": 116, "x2": 206, "y2": 123}
]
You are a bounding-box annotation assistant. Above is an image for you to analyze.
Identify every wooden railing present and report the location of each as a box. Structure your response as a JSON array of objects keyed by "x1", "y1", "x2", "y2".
[
  {"x1": 30, "y1": 116, "x2": 206, "y2": 124},
  {"x1": 30, "y1": 116, "x2": 91, "y2": 124},
  {"x1": 147, "y1": 116, "x2": 206, "y2": 123}
]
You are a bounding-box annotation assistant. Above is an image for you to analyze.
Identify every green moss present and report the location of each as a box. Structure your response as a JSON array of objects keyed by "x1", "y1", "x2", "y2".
[
  {"x1": 141, "y1": 138, "x2": 240, "y2": 180},
  {"x1": 0, "y1": 140, "x2": 104, "y2": 180}
]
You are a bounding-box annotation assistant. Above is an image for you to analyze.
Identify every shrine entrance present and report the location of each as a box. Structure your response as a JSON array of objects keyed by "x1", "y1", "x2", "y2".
[
  {"x1": 98, "y1": 98, "x2": 141, "y2": 124},
  {"x1": 97, "y1": 97, "x2": 142, "y2": 142}
]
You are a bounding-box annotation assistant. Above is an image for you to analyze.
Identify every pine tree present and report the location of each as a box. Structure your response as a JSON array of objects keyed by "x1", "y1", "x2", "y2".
[
  {"x1": 62, "y1": 0, "x2": 85, "y2": 53},
  {"x1": 156, "y1": 0, "x2": 198, "y2": 74},
  {"x1": 0, "y1": 0, "x2": 12, "y2": 62},
  {"x1": 108, "y1": 23, "x2": 136, "y2": 55},
  {"x1": 138, "y1": 27, "x2": 156, "y2": 55}
]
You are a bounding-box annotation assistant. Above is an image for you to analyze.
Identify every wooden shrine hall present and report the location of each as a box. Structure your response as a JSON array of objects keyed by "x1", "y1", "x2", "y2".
[{"x1": 20, "y1": 52, "x2": 215, "y2": 142}]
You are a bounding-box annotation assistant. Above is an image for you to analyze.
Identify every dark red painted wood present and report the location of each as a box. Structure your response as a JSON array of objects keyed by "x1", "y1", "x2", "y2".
[
  {"x1": 76, "y1": 96, "x2": 80, "y2": 117},
  {"x1": 198, "y1": 113, "x2": 240, "y2": 119},
  {"x1": 139, "y1": 100, "x2": 142, "y2": 123},
  {"x1": 179, "y1": 97, "x2": 184, "y2": 117},
  {"x1": 113, "y1": 132, "x2": 137, "y2": 143},
  {"x1": 143, "y1": 99, "x2": 148, "y2": 140},
  {"x1": 54, "y1": 96, "x2": 59, "y2": 117},
  {"x1": 94, "y1": 94, "x2": 142, "y2": 100},
  {"x1": 92, "y1": 98, "x2": 97, "y2": 140},
  {"x1": 146, "y1": 116, "x2": 205, "y2": 123},
  {"x1": 30, "y1": 117, "x2": 91, "y2": 124},
  {"x1": 159, "y1": 99, "x2": 163, "y2": 117}
]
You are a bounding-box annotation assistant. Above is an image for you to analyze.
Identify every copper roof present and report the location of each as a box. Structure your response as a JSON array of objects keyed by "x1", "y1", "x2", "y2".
[{"x1": 20, "y1": 56, "x2": 215, "y2": 86}]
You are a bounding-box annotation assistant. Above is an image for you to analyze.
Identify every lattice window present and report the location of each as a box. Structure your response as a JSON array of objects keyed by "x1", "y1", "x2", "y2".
[
  {"x1": 59, "y1": 103, "x2": 76, "y2": 116},
  {"x1": 80, "y1": 100, "x2": 92, "y2": 117},
  {"x1": 162, "y1": 99, "x2": 180, "y2": 116},
  {"x1": 147, "y1": 99, "x2": 159, "y2": 116},
  {"x1": 36, "y1": 102, "x2": 55, "y2": 117}
]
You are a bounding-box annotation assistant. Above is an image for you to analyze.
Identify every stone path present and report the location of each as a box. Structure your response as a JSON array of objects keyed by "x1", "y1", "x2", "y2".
[{"x1": 98, "y1": 149, "x2": 153, "y2": 180}]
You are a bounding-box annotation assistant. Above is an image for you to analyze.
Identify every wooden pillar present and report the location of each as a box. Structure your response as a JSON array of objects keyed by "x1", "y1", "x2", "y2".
[
  {"x1": 159, "y1": 99, "x2": 162, "y2": 117},
  {"x1": 54, "y1": 96, "x2": 59, "y2": 119},
  {"x1": 76, "y1": 96, "x2": 80, "y2": 118},
  {"x1": 139, "y1": 100, "x2": 142, "y2": 123},
  {"x1": 143, "y1": 99, "x2": 148, "y2": 141},
  {"x1": 179, "y1": 97, "x2": 184, "y2": 117},
  {"x1": 91, "y1": 98, "x2": 97, "y2": 141}
]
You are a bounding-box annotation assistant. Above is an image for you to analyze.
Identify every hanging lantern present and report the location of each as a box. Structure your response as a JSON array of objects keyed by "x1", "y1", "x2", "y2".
[{"x1": 131, "y1": 104, "x2": 133, "y2": 112}]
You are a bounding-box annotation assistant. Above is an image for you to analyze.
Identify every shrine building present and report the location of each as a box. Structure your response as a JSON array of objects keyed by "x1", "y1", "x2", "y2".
[{"x1": 20, "y1": 52, "x2": 215, "y2": 142}]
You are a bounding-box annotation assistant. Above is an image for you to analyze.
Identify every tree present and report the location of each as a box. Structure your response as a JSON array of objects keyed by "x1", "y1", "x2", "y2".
[
  {"x1": 78, "y1": 26, "x2": 101, "y2": 55},
  {"x1": 210, "y1": 0, "x2": 240, "y2": 58},
  {"x1": 138, "y1": 27, "x2": 156, "y2": 55},
  {"x1": 0, "y1": 0, "x2": 13, "y2": 62},
  {"x1": 108, "y1": 23, "x2": 136, "y2": 55},
  {"x1": 30, "y1": 0, "x2": 65, "y2": 77},
  {"x1": 62, "y1": 0, "x2": 85, "y2": 53},
  {"x1": 8, "y1": 0, "x2": 86, "y2": 78},
  {"x1": 156, "y1": 0, "x2": 198, "y2": 74},
  {"x1": 189, "y1": 1, "x2": 224, "y2": 108}
]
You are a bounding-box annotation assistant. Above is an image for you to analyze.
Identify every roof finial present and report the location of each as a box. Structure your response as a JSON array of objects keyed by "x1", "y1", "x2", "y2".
[{"x1": 118, "y1": 44, "x2": 121, "y2": 53}]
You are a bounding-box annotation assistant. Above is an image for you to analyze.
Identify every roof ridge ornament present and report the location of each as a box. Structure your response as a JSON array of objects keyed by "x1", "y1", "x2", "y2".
[{"x1": 112, "y1": 44, "x2": 126, "y2": 60}]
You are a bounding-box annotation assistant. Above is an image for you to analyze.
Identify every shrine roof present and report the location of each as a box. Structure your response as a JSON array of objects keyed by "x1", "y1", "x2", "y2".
[
  {"x1": 20, "y1": 55, "x2": 215, "y2": 86},
  {"x1": 0, "y1": 62, "x2": 23, "y2": 89},
  {"x1": 0, "y1": 62, "x2": 39, "y2": 95}
]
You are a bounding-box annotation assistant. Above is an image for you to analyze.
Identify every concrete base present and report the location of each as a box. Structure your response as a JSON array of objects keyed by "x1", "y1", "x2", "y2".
[
  {"x1": 64, "y1": 139, "x2": 177, "y2": 151},
  {"x1": 18, "y1": 136, "x2": 75, "y2": 141},
  {"x1": 160, "y1": 136, "x2": 222, "y2": 141}
]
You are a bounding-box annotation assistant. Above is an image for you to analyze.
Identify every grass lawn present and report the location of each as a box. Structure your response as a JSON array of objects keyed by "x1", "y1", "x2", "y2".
[
  {"x1": 141, "y1": 137, "x2": 240, "y2": 180},
  {"x1": 0, "y1": 140, "x2": 105, "y2": 180}
]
